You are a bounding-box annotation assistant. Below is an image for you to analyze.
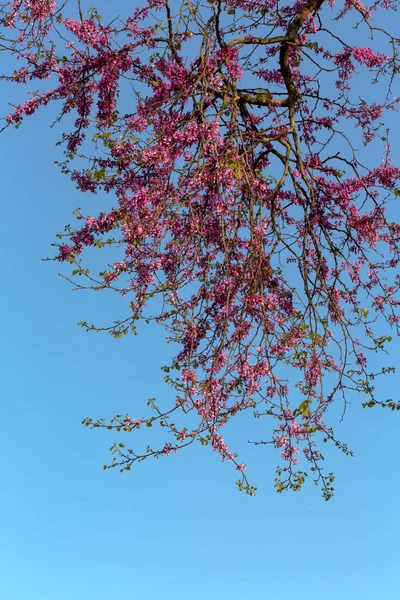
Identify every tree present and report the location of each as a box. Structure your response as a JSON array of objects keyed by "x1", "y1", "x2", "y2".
[{"x1": 1, "y1": 0, "x2": 400, "y2": 499}]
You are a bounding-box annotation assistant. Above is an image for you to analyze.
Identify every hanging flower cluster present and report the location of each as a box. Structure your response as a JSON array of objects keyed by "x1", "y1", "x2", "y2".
[{"x1": 2, "y1": 0, "x2": 400, "y2": 499}]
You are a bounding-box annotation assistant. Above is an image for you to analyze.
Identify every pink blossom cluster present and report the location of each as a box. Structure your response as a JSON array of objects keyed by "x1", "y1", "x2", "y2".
[
  {"x1": 25, "y1": 0, "x2": 55, "y2": 21},
  {"x1": 2, "y1": 0, "x2": 400, "y2": 499}
]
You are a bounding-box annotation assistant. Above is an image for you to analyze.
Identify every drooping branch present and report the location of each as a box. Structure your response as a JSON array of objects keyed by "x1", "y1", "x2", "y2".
[{"x1": 1, "y1": 0, "x2": 400, "y2": 500}]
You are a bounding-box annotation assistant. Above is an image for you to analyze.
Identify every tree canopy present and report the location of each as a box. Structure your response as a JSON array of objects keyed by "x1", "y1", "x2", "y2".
[{"x1": 2, "y1": 0, "x2": 400, "y2": 498}]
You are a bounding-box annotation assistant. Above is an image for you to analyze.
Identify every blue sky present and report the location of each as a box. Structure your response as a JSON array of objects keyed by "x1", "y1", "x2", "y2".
[{"x1": 1, "y1": 2, "x2": 400, "y2": 599}]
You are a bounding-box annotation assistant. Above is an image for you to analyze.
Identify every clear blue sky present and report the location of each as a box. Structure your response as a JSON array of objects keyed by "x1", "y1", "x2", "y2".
[{"x1": 1, "y1": 3, "x2": 400, "y2": 599}]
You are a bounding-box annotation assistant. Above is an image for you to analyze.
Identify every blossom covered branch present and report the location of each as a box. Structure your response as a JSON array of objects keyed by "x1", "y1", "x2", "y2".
[{"x1": 2, "y1": 0, "x2": 400, "y2": 498}]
